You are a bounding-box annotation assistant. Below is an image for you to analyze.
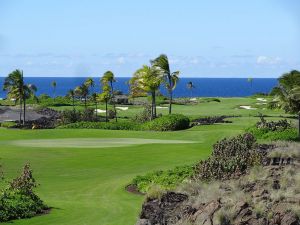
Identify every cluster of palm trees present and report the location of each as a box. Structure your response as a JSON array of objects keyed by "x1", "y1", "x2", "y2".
[
  {"x1": 130, "y1": 54, "x2": 180, "y2": 119},
  {"x1": 65, "y1": 72, "x2": 117, "y2": 122},
  {"x1": 3, "y1": 70, "x2": 37, "y2": 125},
  {"x1": 270, "y1": 70, "x2": 300, "y2": 138}
]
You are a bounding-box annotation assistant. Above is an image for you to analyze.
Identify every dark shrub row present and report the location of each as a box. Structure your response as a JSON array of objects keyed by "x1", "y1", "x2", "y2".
[{"x1": 58, "y1": 121, "x2": 140, "y2": 130}]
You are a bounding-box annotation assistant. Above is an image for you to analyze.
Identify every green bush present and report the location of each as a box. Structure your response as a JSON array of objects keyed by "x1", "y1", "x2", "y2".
[
  {"x1": 131, "y1": 165, "x2": 195, "y2": 193},
  {"x1": 58, "y1": 121, "x2": 140, "y2": 130},
  {"x1": 0, "y1": 164, "x2": 48, "y2": 222},
  {"x1": 194, "y1": 133, "x2": 262, "y2": 180},
  {"x1": 247, "y1": 127, "x2": 298, "y2": 141},
  {"x1": 0, "y1": 121, "x2": 16, "y2": 128},
  {"x1": 142, "y1": 114, "x2": 190, "y2": 131}
]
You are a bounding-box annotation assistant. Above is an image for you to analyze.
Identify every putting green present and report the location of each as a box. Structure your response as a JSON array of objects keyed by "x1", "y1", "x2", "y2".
[{"x1": 9, "y1": 138, "x2": 196, "y2": 148}]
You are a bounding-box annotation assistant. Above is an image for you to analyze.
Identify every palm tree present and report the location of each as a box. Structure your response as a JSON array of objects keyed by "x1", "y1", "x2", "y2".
[
  {"x1": 270, "y1": 70, "x2": 300, "y2": 138},
  {"x1": 130, "y1": 65, "x2": 164, "y2": 119},
  {"x1": 51, "y1": 81, "x2": 57, "y2": 98},
  {"x1": 3, "y1": 70, "x2": 37, "y2": 125},
  {"x1": 187, "y1": 81, "x2": 195, "y2": 97},
  {"x1": 151, "y1": 54, "x2": 180, "y2": 114},
  {"x1": 101, "y1": 71, "x2": 117, "y2": 122},
  {"x1": 91, "y1": 93, "x2": 99, "y2": 117},
  {"x1": 74, "y1": 84, "x2": 89, "y2": 109},
  {"x1": 67, "y1": 89, "x2": 76, "y2": 111},
  {"x1": 84, "y1": 77, "x2": 95, "y2": 95},
  {"x1": 99, "y1": 84, "x2": 111, "y2": 122}
]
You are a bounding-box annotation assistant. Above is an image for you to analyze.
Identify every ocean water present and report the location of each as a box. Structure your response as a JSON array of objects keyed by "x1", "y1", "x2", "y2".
[{"x1": 0, "y1": 77, "x2": 278, "y2": 98}]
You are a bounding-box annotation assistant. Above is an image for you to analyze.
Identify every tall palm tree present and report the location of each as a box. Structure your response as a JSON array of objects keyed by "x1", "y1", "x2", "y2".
[
  {"x1": 130, "y1": 65, "x2": 164, "y2": 119},
  {"x1": 84, "y1": 77, "x2": 95, "y2": 95},
  {"x1": 99, "y1": 84, "x2": 111, "y2": 122},
  {"x1": 74, "y1": 84, "x2": 89, "y2": 109},
  {"x1": 3, "y1": 70, "x2": 37, "y2": 125},
  {"x1": 101, "y1": 71, "x2": 117, "y2": 122},
  {"x1": 91, "y1": 93, "x2": 99, "y2": 117},
  {"x1": 151, "y1": 54, "x2": 180, "y2": 114},
  {"x1": 67, "y1": 89, "x2": 76, "y2": 111},
  {"x1": 51, "y1": 81, "x2": 57, "y2": 98},
  {"x1": 270, "y1": 70, "x2": 300, "y2": 138}
]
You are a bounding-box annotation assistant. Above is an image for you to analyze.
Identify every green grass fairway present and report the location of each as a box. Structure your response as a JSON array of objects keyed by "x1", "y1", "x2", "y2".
[{"x1": 0, "y1": 98, "x2": 293, "y2": 225}]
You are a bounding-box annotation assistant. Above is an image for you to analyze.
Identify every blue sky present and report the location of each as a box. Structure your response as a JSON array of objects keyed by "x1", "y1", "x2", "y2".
[{"x1": 0, "y1": 0, "x2": 299, "y2": 77}]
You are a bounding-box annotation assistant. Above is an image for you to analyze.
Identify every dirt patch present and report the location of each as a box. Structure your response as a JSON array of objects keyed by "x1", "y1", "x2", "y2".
[{"x1": 125, "y1": 184, "x2": 144, "y2": 196}]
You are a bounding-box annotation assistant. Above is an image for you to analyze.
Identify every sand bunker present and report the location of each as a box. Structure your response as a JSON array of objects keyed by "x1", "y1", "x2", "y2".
[
  {"x1": 156, "y1": 106, "x2": 168, "y2": 109},
  {"x1": 116, "y1": 107, "x2": 129, "y2": 111},
  {"x1": 10, "y1": 138, "x2": 196, "y2": 149},
  {"x1": 239, "y1": 105, "x2": 257, "y2": 110},
  {"x1": 95, "y1": 109, "x2": 106, "y2": 113},
  {"x1": 256, "y1": 98, "x2": 267, "y2": 102}
]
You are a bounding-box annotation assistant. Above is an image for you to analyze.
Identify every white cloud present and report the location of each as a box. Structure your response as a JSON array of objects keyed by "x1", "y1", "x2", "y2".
[
  {"x1": 116, "y1": 57, "x2": 125, "y2": 64},
  {"x1": 256, "y1": 56, "x2": 282, "y2": 65}
]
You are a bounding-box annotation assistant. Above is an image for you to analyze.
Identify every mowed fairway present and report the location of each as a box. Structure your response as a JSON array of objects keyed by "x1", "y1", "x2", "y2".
[{"x1": 0, "y1": 98, "x2": 290, "y2": 225}]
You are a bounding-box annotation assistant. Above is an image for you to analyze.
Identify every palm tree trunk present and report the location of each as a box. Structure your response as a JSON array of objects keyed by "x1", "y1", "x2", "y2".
[
  {"x1": 95, "y1": 101, "x2": 98, "y2": 118},
  {"x1": 105, "y1": 100, "x2": 108, "y2": 122},
  {"x1": 19, "y1": 99, "x2": 22, "y2": 124},
  {"x1": 23, "y1": 97, "x2": 26, "y2": 125},
  {"x1": 151, "y1": 91, "x2": 156, "y2": 119},
  {"x1": 110, "y1": 82, "x2": 117, "y2": 122},
  {"x1": 169, "y1": 89, "x2": 172, "y2": 115},
  {"x1": 72, "y1": 97, "x2": 75, "y2": 112}
]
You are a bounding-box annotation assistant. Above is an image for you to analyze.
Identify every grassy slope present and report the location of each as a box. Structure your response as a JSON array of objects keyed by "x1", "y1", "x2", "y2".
[{"x1": 0, "y1": 98, "x2": 292, "y2": 225}]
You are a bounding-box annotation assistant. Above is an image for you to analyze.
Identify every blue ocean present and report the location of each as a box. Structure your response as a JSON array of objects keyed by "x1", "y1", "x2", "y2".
[{"x1": 0, "y1": 77, "x2": 278, "y2": 99}]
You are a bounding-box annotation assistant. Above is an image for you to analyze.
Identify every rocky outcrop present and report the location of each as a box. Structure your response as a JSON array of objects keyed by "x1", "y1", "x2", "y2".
[{"x1": 135, "y1": 144, "x2": 300, "y2": 225}]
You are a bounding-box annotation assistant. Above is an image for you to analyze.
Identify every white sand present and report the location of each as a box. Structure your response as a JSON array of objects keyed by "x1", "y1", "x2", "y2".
[
  {"x1": 239, "y1": 105, "x2": 257, "y2": 110},
  {"x1": 256, "y1": 103, "x2": 267, "y2": 105},
  {"x1": 190, "y1": 98, "x2": 197, "y2": 101},
  {"x1": 95, "y1": 109, "x2": 106, "y2": 113},
  {"x1": 256, "y1": 98, "x2": 267, "y2": 102},
  {"x1": 116, "y1": 107, "x2": 129, "y2": 111},
  {"x1": 10, "y1": 138, "x2": 196, "y2": 149},
  {"x1": 156, "y1": 106, "x2": 168, "y2": 109}
]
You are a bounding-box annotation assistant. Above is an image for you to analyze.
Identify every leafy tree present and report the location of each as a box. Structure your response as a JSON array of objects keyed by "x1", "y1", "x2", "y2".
[
  {"x1": 130, "y1": 65, "x2": 164, "y2": 119},
  {"x1": 74, "y1": 84, "x2": 89, "y2": 109},
  {"x1": 51, "y1": 81, "x2": 57, "y2": 98},
  {"x1": 3, "y1": 70, "x2": 37, "y2": 125},
  {"x1": 151, "y1": 54, "x2": 179, "y2": 114},
  {"x1": 101, "y1": 71, "x2": 117, "y2": 122},
  {"x1": 270, "y1": 70, "x2": 300, "y2": 138}
]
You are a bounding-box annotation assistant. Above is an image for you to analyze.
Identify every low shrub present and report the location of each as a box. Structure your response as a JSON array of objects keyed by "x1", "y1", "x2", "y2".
[
  {"x1": 142, "y1": 114, "x2": 190, "y2": 131},
  {"x1": 248, "y1": 127, "x2": 298, "y2": 141},
  {"x1": 256, "y1": 115, "x2": 292, "y2": 131},
  {"x1": 131, "y1": 165, "x2": 195, "y2": 193},
  {"x1": 0, "y1": 121, "x2": 16, "y2": 128},
  {"x1": 194, "y1": 133, "x2": 261, "y2": 180},
  {"x1": 58, "y1": 121, "x2": 140, "y2": 130},
  {"x1": 133, "y1": 104, "x2": 152, "y2": 123},
  {"x1": 60, "y1": 108, "x2": 100, "y2": 124},
  {"x1": 0, "y1": 164, "x2": 48, "y2": 222}
]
